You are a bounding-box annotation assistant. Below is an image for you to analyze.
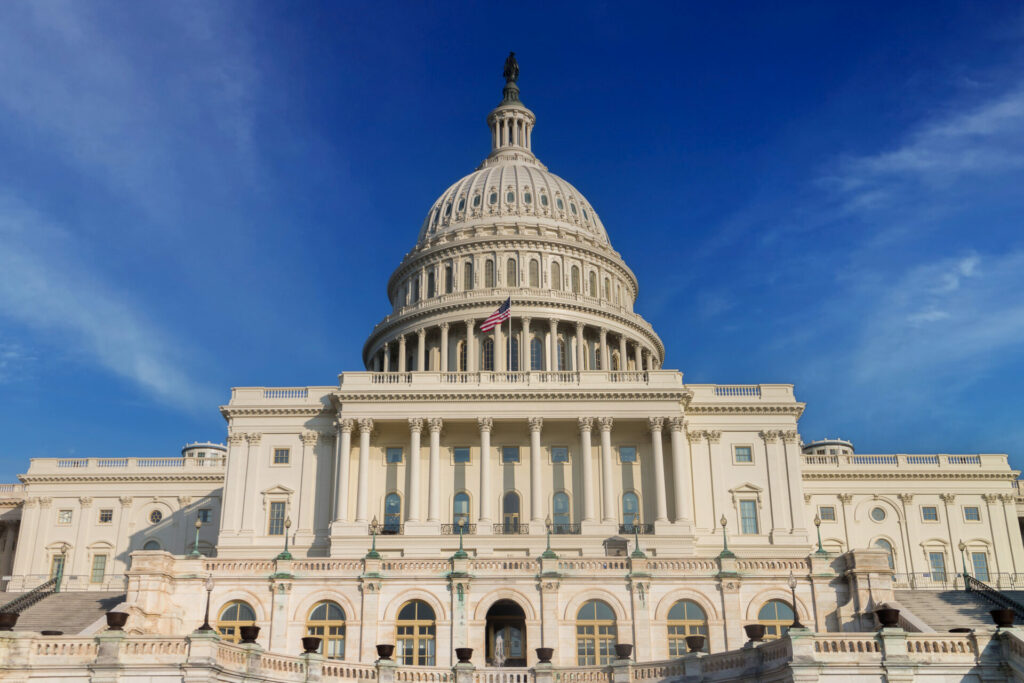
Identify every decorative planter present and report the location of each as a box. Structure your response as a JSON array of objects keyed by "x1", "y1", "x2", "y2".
[
  {"x1": 455, "y1": 647, "x2": 473, "y2": 663},
  {"x1": 239, "y1": 625, "x2": 260, "y2": 644},
  {"x1": 684, "y1": 635, "x2": 706, "y2": 653},
  {"x1": 874, "y1": 608, "x2": 901, "y2": 628},
  {"x1": 743, "y1": 624, "x2": 766, "y2": 642},
  {"x1": 614, "y1": 643, "x2": 633, "y2": 660},
  {"x1": 991, "y1": 609, "x2": 1016, "y2": 628},
  {"x1": 105, "y1": 612, "x2": 128, "y2": 630},
  {"x1": 0, "y1": 613, "x2": 18, "y2": 631},
  {"x1": 376, "y1": 644, "x2": 395, "y2": 660},
  {"x1": 535, "y1": 647, "x2": 554, "y2": 663},
  {"x1": 302, "y1": 636, "x2": 322, "y2": 654}
]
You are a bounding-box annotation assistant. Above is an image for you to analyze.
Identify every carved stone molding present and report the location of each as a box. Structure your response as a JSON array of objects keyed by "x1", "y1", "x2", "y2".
[
  {"x1": 648, "y1": 417, "x2": 664, "y2": 433},
  {"x1": 669, "y1": 417, "x2": 686, "y2": 433},
  {"x1": 706, "y1": 430, "x2": 722, "y2": 444},
  {"x1": 357, "y1": 418, "x2": 375, "y2": 434},
  {"x1": 336, "y1": 418, "x2": 355, "y2": 434},
  {"x1": 428, "y1": 418, "x2": 444, "y2": 434},
  {"x1": 79, "y1": 496, "x2": 93, "y2": 508},
  {"x1": 782, "y1": 430, "x2": 800, "y2": 444},
  {"x1": 228, "y1": 433, "x2": 247, "y2": 446},
  {"x1": 246, "y1": 433, "x2": 262, "y2": 445},
  {"x1": 301, "y1": 431, "x2": 320, "y2": 446},
  {"x1": 477, "y1": 417, "x2": 494, "y2": 433},
  {"x1": 407, "y1": 418, "x2": 424, "y2": 435},
  {"x1": 837, "y1": 493, "x2": 853, "y2": 504},
  {"x1": 577, "y1": 417, "x2": 593, "y2": 432},
  {"x1": 528, "y1": 417, "x2": 543, "y2": 433},
  {"x1": 939, "y1": 493, "x2": 956, "y2": 504},
  {"x1": 760, "y1": 430, "x2": 781, "y2": 443},
  {"x1": 598, "y1": 417, "x2": 614, "y2": 432}
]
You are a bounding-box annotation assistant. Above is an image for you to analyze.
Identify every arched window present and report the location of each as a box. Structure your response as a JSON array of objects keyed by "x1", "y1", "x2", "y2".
[
  {"x1": 622, "y1": 492, "x2": 640, "y2": 529},
  {"x1": 604, "y1": 278, "x2": 611, "y2": 300},
  {"x1": 464, "y1": 262, "x2": 474, "y2": 291},
  {"x1": 506, "y1": 259, "x2": 517, "y2": 287},
  {"x1": 588, "y1": 271, "x2": 597, "y2": 297},
  {"x1": 485, "y1": 259, "x2": 495, "y2": 288},
  {"x1": 509, "y1": 335, "x2": 520, "y2": 372},
  {"x1": 502, "y1": 491, "x2": 521, "y2": 533},
  {"x1": 445, "y1": 264, "x2": 453, "y2": 294},
  {"x1": 552, "y1": 492, "x2": 570, "y2": 532},
  {"x1": 571, "y1": 266, "x2": 581, "y2": 293},
  {"x1": 453, "y1": 492, "x2": 470, "y2": 529},
  {"x1": 384, "y1": 493, "x2": 401, "y2": 534},
  {"x1": 576, "y1": 600, "x2": 617, "y2": 665},
  {"x1": 557, "y1": 339, "x2": 568, "y2": 371},
  {"x1": 529, "y1": 260, "x2": 540, "y2": 287},
  {"x1": 458, "y1": 341, "x2": 467, "y2": 372},
  {"x1": 758, "y1": 600, "x2": 795, "y2": 640},
  {"x1": 874, "y1": 539, "x2": 895, "y2": 570},
  {"x1": 427, "y1": 271, "x2": 436, "y2": 299},
  {"x1": 397, "y1": 601, "x2": 436, "y2": 666},
  {"x1": 217, "y1": 601, "x2": 256, "y2": 643},
  {"x1": 143, "y1": 540, "x2": 160, "y2": 551},
  {"x1": 482, "y1": 338, "x2": 495, "y2": 371},
  {"x1": 306, "y1": 601, "x2": 346, "y2": 659},
  {"x1": 530, "y1": 337, "x2": 544, "y2": 371},
  {"x1": 611, "y1": 350, "x2": 620, "y2": 371},
  {"x1": 551, "y1": 262, "x2": 562, "y2": 291},
  {"x1": 667, "y1": 601, "x2": 708, "y2": 655},
  {"x1": 411, "y1": 277, "x2": 420, "y2": 303}
]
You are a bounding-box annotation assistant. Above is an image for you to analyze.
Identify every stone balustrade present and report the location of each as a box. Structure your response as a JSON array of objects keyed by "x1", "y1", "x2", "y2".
[
  {"x1": 26, "y1": 456, "x2": 226, "y2": 474},
  {"x1": 800, "y1": 452, "x2": 1006, "y2": 469}
]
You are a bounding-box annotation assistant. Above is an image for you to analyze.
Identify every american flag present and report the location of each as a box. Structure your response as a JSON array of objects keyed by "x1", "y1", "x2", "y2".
[{"x1": 479, "y1": 298, "x2": 511, "y2": 332}]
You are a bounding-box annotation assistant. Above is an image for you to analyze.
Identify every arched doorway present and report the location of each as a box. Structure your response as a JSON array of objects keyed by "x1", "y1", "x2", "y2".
[{"x1": 485, "y1": 599, "x2": 526, "y2": 667}]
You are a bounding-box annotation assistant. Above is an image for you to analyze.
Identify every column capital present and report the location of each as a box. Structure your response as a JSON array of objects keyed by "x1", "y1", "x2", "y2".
[
  {"x1": 477, "y1": 417, "x2": 494, "y2": 433},
  {"x1": 782, "y1": 430, "x2": 800, "y2": 444},
  {"x1": 760, "y1": 430, "x2": 781, "y2": 443},
  {"x1": 897, "y1": 493, "x2": 914, "y2": 503},
  {"x1": 599, "y1": 327, "x2": 608, "y2": 339},
  {"x1": 528, "y1": 417, "x2": 544, "y2": 433},
  {"x1": 648, "y1": 417, "x2": 664, "y2": 433},
  {"x1": 521, "y1": 316, "x2": 531, "y2": 325},
  {"x1": 246, "y1": 432, "x2": 262, "y2": 445},
  {"x1": 575, "y1": 321, "x2": 584, "y2": 332},
  {"x1": 939, "y1": 493, "x2": 956, "y2": 504},
  {"x1": 357, "y1": 418, "x2": 374, "y2": 434},
  {"x1": 398, "y1": 334, "x2": 406, "y2": 343},
  {"x1": 228, "y1": 432, "x2": 247, "y2": 446},
  {"x1": 301, "y1": 431, "x2": 320, "y2": 446},
  {"x1": 577, "y1": 417, "x2": 593, "y2": 432},
  {"x1": 982, "y1": 493, "x2": 1000, "y2": 504},
  {"x1": 79, "y1": 496, "x2": 93, "y2": 508},
  {"x1": 336, "y1": 418, "x2": 355, "y2": 434},
  {"x1": 464, "y1": 318, "x2": 476, "y2": 328},
  {"x1": 598, "y1": 417, "x2": 613, "y2": 432},
  {"x1": 383, "y1": 341, "x2": 390, "y2": 350},
  {"x1": 440, "y1": 321, "x2": 450, "y2": 331},
  {"x1": 837, "y1": 493, "x2": 854, "y2": 504},
  {"x1": 417, "y1": 328, "x2": 426, "y2": 339},
  {"x1": 706, "y1": 430, "x2": 722, "y2": 444},
  {"x1": 669, "y1": 416, "x2": 687, "y2": 432},
  {"x1": 408, "y1": 418, "x2": 424, "y2": 434},
  {"x1": 687, "y1": 430, "x2": 704, "y2": 443}
]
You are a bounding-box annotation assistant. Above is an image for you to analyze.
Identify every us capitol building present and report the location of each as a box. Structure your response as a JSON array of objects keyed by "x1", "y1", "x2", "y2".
[{"x1": 3, "y1": 56, "x2": 1024, "y2": 682}]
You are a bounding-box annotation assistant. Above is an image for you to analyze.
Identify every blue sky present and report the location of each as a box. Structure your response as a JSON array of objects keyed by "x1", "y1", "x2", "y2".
[{"x1": 1, "y1": 1, "x2": 1023, "y2": 481}]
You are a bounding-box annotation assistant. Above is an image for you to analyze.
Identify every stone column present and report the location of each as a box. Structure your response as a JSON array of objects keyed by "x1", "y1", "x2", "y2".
[
  {"x1": 940, "y1": 493, "x2": 960, "y2": 573},
  {"x1": 548, "y1": 319, "x2": 557, "y2": 371},
  {"x1": 240, "y1": 433, "x2": 261, "y2": 534},
  {"x1": 642, "y1": 348, "x2": 650, "y2": 372},
  {"x1": 407, "y1": 419, "x2": 423, "y2": 522},
  {"x1": 529, "y1": 418, "x2": 543, "y2": 523},
  {"x1": 618, "y1": 336, "x2": 628, "y2": 372},
  {"x1": 575, "y1": 322, "x2": 585, "y2": 371},
  {"x1": 398, "y1": 335, "x2": 407, "y2": 372},
  {"x1": 633, "y1": 343, "x2": 642, "y2": 372},
  {"x1": 762, "y1": 430, "x2": 789, "y2": 538},
  {"x1": 494, "y1": 322, "x2": 504, "y2": 372},
  {"x1": 464, "y1": 319, "x2": 476, "y2": 372},
  {"x1": 382, "y1": 342, "x2": 390, "y2": 372},
  {"x1": 440, "y1": 322, "x2": 450, "y2": 373},
  {"x1": 416, "y1": 328, "x2": 426, "y2": 371},
  {"x1": 781, "y1": 431, "x2": 808, "y2": 534},
  {"x1": 649, "y1": 418, "x2": 668, "y2": 523},
  {"x1": 599, "y1": 328, "x2": 609, "y2": 371},
  {"x1": 478, "y1": 418, "x2": 494, "y2": 526},
  {"x1": 222, "y1": 432, "x2": 248, "y2": 532},
  {"x1": 355, "y1": 419, "x2": 373, "y2": 524},
  {"x1": 1000, "y1": 494, "x2": 1024, "y2": 574},
  {"x1": 522, "y1": 317, "x2": 532, "y2": 371},
  {"x1": 688, "y1": 431, "x2": 712, "y2": 531},
  {"x1": 427, "y1": 419, "x2": 443, "y2": 523},
  {"x1": 599, "y1": 417, "x2": 616, "y2": 523},
  {"x1": 297, "y1": 431, "x2": 319, "y2": 536},
  {"x1": 333, "y1": 419, "x2": 354, "y2": 522},
  {"x1": 982, "y1": 493, "x2": 1005, "y2": 578},
  {"x1": 72, "y1": 497, "x2": 92, "y2": 579},
  {"x1": 668, "y1": 418, "x2": 691, "y2": 523},
  {"x1": 579, "y1": 418, "x2": 596, "y2": 522}
]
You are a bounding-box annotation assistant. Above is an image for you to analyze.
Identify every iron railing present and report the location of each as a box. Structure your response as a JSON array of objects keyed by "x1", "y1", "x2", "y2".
[
  {"x1": 965, "y1": 575, "x2": 1024, "y2": 620},
  {"x1": 441, "y1": 523, "x2": 477, "y2": 535},
  {"x1": 368, "y1": 523, "x2": 404, "y2": 536},
  {"x1": 0, "y1": 576, "x2": 58, "y2": 614},
  {"x1": 619, "y1": 523, "x2": 654, "y2": 535},
  {"x1": 551, "y1": 523, "x2": 582, "y2": 535},
  {"x1": 492, "y1": 523, "x2": 529, "y2": 535}
]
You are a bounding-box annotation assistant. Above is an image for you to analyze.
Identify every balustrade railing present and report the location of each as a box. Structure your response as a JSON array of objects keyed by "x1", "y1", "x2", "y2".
[
  {"x1": 441, "y1": 523, "x2": 477, "y2": 535},
  {"x1": 618, "y1": 523, "x2": 653, "y2": 535},
  {"x1": 492, "y1": 523, "x2": 529, "y2": 535},
  {"x1": 551, "y1": 523, "x2": 582, "y2": 535},
  {"x1": 965, "y1": 574, "x2": 1024, "y2": 619}
]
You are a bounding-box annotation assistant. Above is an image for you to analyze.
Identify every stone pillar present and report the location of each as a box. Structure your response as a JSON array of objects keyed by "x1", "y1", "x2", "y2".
[
  {"x1": 579, "y1": 418, "x2": 596, "y2": 522},
  {"x1": 1001, "y1": 494, "x2": 1024, "y2": 574},
  {"x1": 529, "y1": 418, "x2": 543, "y2": 523},
  {"x1": 268, "y1": 578, "x2": 292, "y2": 652},
  {"x1": 781, "y1": 430, "x2": 808, "y2": 535},
  {"x1": 548, "y1": 319, "x2": 557, "y2": 371},
  {"x1": 398, "y1": 335, "x2": 407, "y2": 372},
  {"x1": 355, "y1": 419, "x2": 373, "y2": 523},
  {"x1": 72, "y1": 497, "x2": 92, "y2": 579},
  {"x1": 382, "y1": 342, "x2": 390, "y2": 372},
  {"x1": 478, "y1": 417, "x2": 494, "y2": 526},
  {"x1": 618, "y1": 336, "x2": 628, "y2": 372},
  {"x1": 240, "y1": 433, "x2": 261, "y2": 534},
  {"x1": 440, "y1": 322, "x2": 450, "y2": 373},
  {"x1": 668, "y1": 418, "x2": 690, "y2": 523},
  {"x1": 599, "y1": 417, "x2": 616, "y2": 523},
  {"x1": 297, "y1": 431, "x2": 320, "y2": 537},
  {"x1": 599, "y1": 328, "x2": 609, "y2": 371},
  {"x1": 649, "y1": 418, "x2": 669, "y2": 523},
  {"x1": 575, "y1": 322, "x2": 585, "y2": 371},
  {"x1": 358, "y1": 575, "x2": 382, "y2": 663},
  {"x1": 633, "y1": 343, "x2": 642, "y2": 372},
  {"x1": 495, "y1": 322, "x2": 504, "y2": 372},
  {"x1": 522, "y1": 317, "x2": 532, "y2": 371},
  {"x1": 688, "y1": 431, "x2": 712, "y2": 531},
  {"x1": 333, "y1": 419, "x2": 354, "y2": 523},
  {"x1": 407, "y1": 419, "x2": 423, "y2": 522},
  {"x1": 427, "y1": 419, "x2": 443, "y2": 523},
  {"x1": 465, "y1": 319, "x2": 476, "y2": 372},
  {"x1": 221, "y1": 432, "x2": 247, "y2": 533},
  {"x1": 416, "y1": 328, "x2": 426, "y2": 371},
  {"x1": 762, "y1": 430, "x2": 790, "y2": 539},
  {"x1": 642, "y1": 348, "x2": 650, "y2": 371}
]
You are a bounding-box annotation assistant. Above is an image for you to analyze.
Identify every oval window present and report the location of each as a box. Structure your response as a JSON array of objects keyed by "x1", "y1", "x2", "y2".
[
  {"x1": 473, "y1": 194, "x2": 481, "y2": 207},
  {"x1": 489, "y1": 192, "x2": 498, "y2": 205},
  {"x1": 541, "y1": 194, "x2": 549, "y2": 206},
  {"x1": 556, "y1": 198, "x2": 564, "y2": 210},
  {"x1": 507, "y1": 191, "x2": 515, "y2": 203},
  {"x1": 870, "y1": 507, "x2": 886, "y2": 522},
  {"x1": 149, "y1": 510, "x2": 163, "y2": 524},
  {"x1": 524, "y1": 192, "x2": 532, "y2": 204}
]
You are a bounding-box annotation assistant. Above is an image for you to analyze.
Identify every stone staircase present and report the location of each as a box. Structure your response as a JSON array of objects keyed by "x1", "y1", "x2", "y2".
[
  {"x1": 893, "y1": 589, "x2": 1020, "y2": 631},
  {"x1": 0, "y1": 591, "x2": 125, "y2": 634}
]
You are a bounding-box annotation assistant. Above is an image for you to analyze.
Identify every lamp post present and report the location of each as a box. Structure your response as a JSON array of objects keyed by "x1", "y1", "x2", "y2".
[
  {"x1": 189, "y1": 519, "x2": 203, "y2": 559},
  {"x1": 958, "y1": 540, "x2": 968, "y2": 585},
  {"x1": 787, "y1": 571, "x2": 804, "y2": 629},
  {"x1": 718, "y1": 515, "x2": 734, "y2": 558},
  {"x1": 813, "y1": 514, "x2": 828, "y2": 555},
  {"x1": 197, "y1": 575, "x2": 214, "y2": 632},
  {"x1": 276, "y1": 517, "x2": 293, "y2": 561},
  {"x1": 54, "y1": 542, "x2": 69, "y2": 593},
  {"x1": 366, "y1": 516, "x2": 381, "y2": 559},
  {"x1": 541, "y1": 515, "x2": 557, "y2": 559}
]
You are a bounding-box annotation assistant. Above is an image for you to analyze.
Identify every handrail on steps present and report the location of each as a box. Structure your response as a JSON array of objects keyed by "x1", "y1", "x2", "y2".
[{"x1": 965, "y1": 574, "x2": 1024, "y2": 619}]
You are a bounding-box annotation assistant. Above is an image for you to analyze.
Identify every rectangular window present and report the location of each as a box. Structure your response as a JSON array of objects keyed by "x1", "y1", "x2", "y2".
[
  {"x1": 619, "y1": 446, "x2": 637, "y2": 463},
  {"x1": 453, "y1": 447, "x2": 470, "y2": 464},
  {"x1": 57, "y1": 509, "x2": 72, "y2": 525},
  {"x1": 734, "y1": 446, "x2": 753, "y2": 463},
  {"x1": 739, "y1": 500, "x2": 759, "y2": 534},
  {"x1": 98, "y1": 509, "x2": 113, "y2": 524},
  {"x1": 268, "y1": 501, "x2": 286, "y2": 536},
  {"x1": 929, "y1": 552, "x2": 946, "y2": 582},
  {"x1": 921, "y1": 506, "x2": 939, "y2": 521},
  {"x1": 502, "y1": 446, "x2": 520, "y2": 464},
  {"x1": 91, "y1": 555, "x2": 107, "y2": 583},
  {"x1": 964, "y1": 506, "x2": 981, "y2": 521},
  {"x1": 551, "y1": 446, "x2": 569, "y2": 463},
  {"x1": 197, "y1": 508, "x2": 212, "y2": 523},
  {"x1": 972, "y1": 552, "x2": 990, "y2": 582},
  {"x1": 273, "y1": 448, "x2": 290, "y2": 465},
  {"x1": 386, "y1": 447, "x2": 403, "y2": 464},
  {"x1": 818, "y1": 506, "x2": 836, "y2": 522}
]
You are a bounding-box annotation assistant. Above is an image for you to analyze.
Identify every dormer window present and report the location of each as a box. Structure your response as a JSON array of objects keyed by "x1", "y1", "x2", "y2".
[
  {"x1": 457, "y1": 198, "x2": 465, "y2": 211},
  {"x1": 506, "y1": 191, "x2": 515, "y2": 203},
  {"x1": 489, "y1": 192, "x2": 498, "y2": 205},
  {"x1": 570, "y1": 202, "x2": 578, "y2": 215},
  {"x1": 445, "y1": 203, "x2": 452, "y2": 217},
  {"x1": 556, "y1": 198, "x2": 564, "y2": 210},
  {"x1": 540, "y1": 194, "x2": 549, "y2": 207},
  {"x1": 473, "y1": 193, "x2": 481, "y2": 207},
  {"x1": 524, "y1": 192, "x2": 532, "y2": 204}
]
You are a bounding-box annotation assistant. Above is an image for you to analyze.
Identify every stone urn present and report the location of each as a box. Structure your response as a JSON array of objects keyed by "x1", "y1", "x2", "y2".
[
  {"x1": 684, "y1": 635, "x2": 706, "y2": 653},
  {"x1": 743, "y1": 624, "x2": 766, "y2": 642},
  {"x1": 455, "y1": 647, "x2": 473, "y2": 663},
  {"x1": 0, "y1": 612, "x2": 18, "y2": 631},
  {"x1": 991, "y1": 609, "x2": 1016, "y2": 628},
  {"x1": 874, "y1": 607, "x2": 901, "y2": 628},
  {"x1": 535, "y1": 647, "x2": 554, "y2": 663},
  {"x1": 376, "y1": 643, "x2": 395, "y2": 660},
  {"x1": 105, "y1": 611, "x2": 128, "y2": 630},
  {"x1": 238, "y1": 625, "x2": 260, "y2": 644},
  {"x1": 614, "y1": 643, "x2": 633, "y2": 660},
  {"x1": 301, "y1": 636, "x2": 321, "y2": 654}
]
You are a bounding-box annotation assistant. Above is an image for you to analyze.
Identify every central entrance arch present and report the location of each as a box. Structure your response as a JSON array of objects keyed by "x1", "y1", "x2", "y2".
[{"x1": 485, "y1": 599, "x2": 526, "y2": 667}]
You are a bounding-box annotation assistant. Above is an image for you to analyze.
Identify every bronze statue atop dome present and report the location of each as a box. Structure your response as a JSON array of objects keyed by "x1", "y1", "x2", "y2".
[{"x1": 503, "y1": 52, "x2": 519, "y2": 84}]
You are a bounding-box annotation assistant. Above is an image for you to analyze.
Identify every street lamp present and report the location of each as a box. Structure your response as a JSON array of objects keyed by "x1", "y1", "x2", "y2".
[
  {"x1": 958, "y1": 540, "x2": 968, "y2": 584},
  {"x1": 787, "y1": 571, "x2": 804, "y2": 629},
  {"x1": 196, "y1": 575, "x2": 215, "y2": 632},
  {"x1": 813, "y1": 514, "x2": 828, "y2": 555},
  {"x1": 541, "y1": 515, "x2": 557, "y2": 559},
  {"x1": 55, "y1": 542, "x2": 69, "y2": 593},
  {"x1": 276, "y1": 517, "x2": 293, "y2": 560},
  {"x1": 718, "y1": 515, "x2": 734, "y2": 558},
  {"x1": 189, "y1": 519, "x2": 203, "y2": 559}
]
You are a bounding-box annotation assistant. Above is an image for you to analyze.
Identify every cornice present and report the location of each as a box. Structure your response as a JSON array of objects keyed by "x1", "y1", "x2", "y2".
[
  {"x1": 334, "y1": 389, "x2": 690, "y2": 403},
  {"x1": 220, "y1": 406, "x2": 327, "y2": 419},
  {"x1": 20, "y1": 474, "x2": 226, "y2": 484},
  {"x1": 687, "y1": 403, "x2": 806, "y2": 418},
  {"x1": 802, "y1": 472, "x2": 1017, "y2": 482}
]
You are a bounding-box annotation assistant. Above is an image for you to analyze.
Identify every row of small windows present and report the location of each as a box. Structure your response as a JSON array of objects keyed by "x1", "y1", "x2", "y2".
[
  {"x1": 429, "y1": 189, "x2": 591, "y2": 232},
  {"x1": 816, "y1": 504, "x2": 985, "y2": 524},
  {"x1": 388, "y1": 335, "x2": 635, "y2": 373},
  {"x1": 56, "y1": 507, "x2": 211, "y2": 526},
  {"x1": 381, "y1": 444, "x2": 637, "y2": 465}
]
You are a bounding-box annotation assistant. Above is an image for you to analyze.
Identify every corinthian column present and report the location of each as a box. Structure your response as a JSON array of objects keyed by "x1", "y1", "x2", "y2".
[
  {"x1": 529, "y1": 418, "x2": 543, "y2": 522},
  {"x1": 333, "y1": 419, "x2": 354, "y2": 523},
  {"x1": 382, "y1": 343, "x2": 390, "y2": 372},
  {"x1": 522, "y1": 317, "x2": 532, "y2": 371},
  {"x1": 633, "y1": 343, "x2": 642, "y2": 372},
  {"x1": 398, "y1": 335, "x2": 407, "y2": 372},
  {"x1": 416, "y1": 329, "x2": 426, "y2": 371},
  {"x1": 427, "y1": 418, "x2": 443, "y2": 522},
  {"x1": 579, "y1": 418, "x2": 596, "y2": 521},
  {"x1": 478, "y1": 417, "x2": 494, "y2": 525},
  {"x1": 355, "y1": 419, "x2": 373, "y2": 523},
  {"x1": 668, "y1": 417, "x2": 690, "y2": 523},
  {"x1": 548, "y1": 319, "x2": 557, "y2": 371},
  {"x1": 407, "y1": 419, "x2": 423, "y2": 522},
  {"x1": 440, "y1": 323, "x2": 450, "y2": 373},
  {"x1": 464, "y1": 319, "x2": 476, "y2": 372},
  {"x1": 599, "y1": 417, "x2": 616, "y2": 523},
  {"x1": 618, "y1": 336, "x2": 627, "y2": 372},
  {"x1": 649, "y1": 417, "x2": 668, "y2": 522},
  {"x1": 599, "y1": 328, "x2": 609, "y2": 371},
  {"x1": 575, "y1": 322, "x2": 585, "y2": 371}
]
